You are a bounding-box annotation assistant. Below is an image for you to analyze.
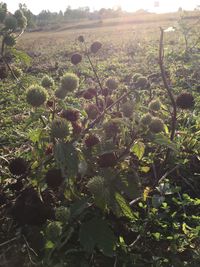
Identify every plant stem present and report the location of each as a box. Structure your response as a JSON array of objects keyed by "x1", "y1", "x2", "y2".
[{"x1": 158, "y1": 28, "x2": 177, "y2": 141}]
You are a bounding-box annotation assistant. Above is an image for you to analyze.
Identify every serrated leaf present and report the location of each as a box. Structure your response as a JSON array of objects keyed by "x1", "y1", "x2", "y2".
[
  {"x1": 130, "y1": 141, "x2": 145, "y2": 160},
  {"x1": 115, "y1": 192, "x2": 137, "y2": 220},
  {"x1": 54, "y1": 142, "x2": 78, "y2": 177},
  {"x1": 79, "y1": 218, "x2": 116, "y2": 256}
]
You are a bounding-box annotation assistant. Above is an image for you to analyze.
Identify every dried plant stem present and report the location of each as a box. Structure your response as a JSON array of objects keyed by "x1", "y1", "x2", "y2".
[{"x1": 158, "y1": 28, "x2": 177, "y2": 141}]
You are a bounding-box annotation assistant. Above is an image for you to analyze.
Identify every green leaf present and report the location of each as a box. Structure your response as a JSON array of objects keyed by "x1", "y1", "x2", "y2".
[
  {"x1": 140, "y1": 166, "x2": 150, "y2": 173},
  {"x1": 130, "y1": 141, "x2": 145, "y2": 160},
  {"x1": 27, "y1": 128, "x2": 43, "y2": 143},
  {"x1": 79, "y1": 218, "x2": 116, "y2": 256},
  {"x1": 10, "y1": 48, "x2": 32, "y2": 66},
  {"x1": 54, "y1": 142, "x2": 78, "y2": 177},
  {"x1": 70, "y1": 197, "x2": 90, "y2": 219},
  {"x1": 154, "y1": 134, "x2": 177, "y2": 151},
  {"x1": 115, "y1": 192, "x2": 137, "y2": 220},
  {"x1": 152, "y1": 195, "x2": 165, "y2": 208}
]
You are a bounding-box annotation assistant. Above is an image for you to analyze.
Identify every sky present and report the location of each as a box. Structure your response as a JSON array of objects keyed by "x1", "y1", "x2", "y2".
[{"x1": 4, "y1": 0, "x2": 200, "y2": 15}]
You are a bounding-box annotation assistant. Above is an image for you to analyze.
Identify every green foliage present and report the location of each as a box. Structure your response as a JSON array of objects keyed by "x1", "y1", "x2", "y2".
[{"x1": 79, "y1": 218, "x2": 116, "y2": 256}]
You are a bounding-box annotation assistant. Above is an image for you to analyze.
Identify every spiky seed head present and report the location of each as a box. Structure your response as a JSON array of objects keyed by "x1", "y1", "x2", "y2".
[
  {"x1": 78, "y1": 35, "x2": 84, "y2": 42},
  {"x1": 4, "y1": 35, "x2": 16, "y2": 46},
  {"x1": 45, "y1": 168, "x2": 64, "y2": 188},
  {"x1": 55, "y1": 88, "x2": 67, "y2": 99},
  {"x1": 98, "y1": 152, "x2": 117, "y2": 168},
  {"x1": 26, "y1": 85, "x2": 47, "y2": 107},
  {"x1": 84, "y1": 134, "x2": 100, "y2": 148},
  {"x1": 60, "y1": 73, "x2": 79, "y2": 92},
  {"x1": 149, "y1": 117, "x2": 164, "y2": 133},
  {"x1": 102, "y1": 88, "x2": 110, "y2": 97},
  {"x1": 121, "y1": 102, "x2": 134, "y2": 117},
  {"x1": 8, "y1": 157, "x2": 28, "y2": 176},
  {"x1": 41, "y1": 75, "x2": 54, "y2": 88},
  {"x1": 83, "y1": 88, "x2": 97, "y2": 99},
  {"x1": 71, "y1": 53, "x2": 82, "y2": 65},
  {"x1": 105, "y1": 78, "x2": 118, "y2": 90},
  {"x1": 14, "y1": 10, "x2": 27, "y2": 28},
  {"x1": 4, "y1": 15, "x2": 17, "y2": 30},
  {"x1": 176, "y1": 92, "x2": 194, "y2": 109},
  {"x1": 55, "y1": 206, "x2": 70, "y2": 223},
  {"x1": 85, "y1": 104, "x2": 99, "y2": 120},
  {"x1": 14, "y1": 10, "x2": 24, "y2": 19},
  {"x1": 140, "y1": 113, "x2": 152, "y2": 125},
  {"x1": 12, "y1": 66, "x2": 23, "y2": 78},
  {"x1": 90, "y1": 41, "x2": 102, "y2": 53},
  {"x1": 72, "y1": 122, "x2": 82, "y2": 135},
  {"x1": 103, "y1": 118, "x2": 121, "y2": 138},
  {"x1": 87, "y1": 176, "x2": 105, "y2": 198},
  {"x1": 46, "y1": 221, "x2": 62, "y2": 241},
  {"x1": 51, "y1": 118, "x2": 69, "y2": 139},
  {"x1": 148, "y1": 99, "x2": 161, "y2": 111},
  {"x1": 61, "y1": 109, "x2": 80, "y2": 122},
  {"x1": 135, "y1": 76, "x2": 148, "y2": 88}
]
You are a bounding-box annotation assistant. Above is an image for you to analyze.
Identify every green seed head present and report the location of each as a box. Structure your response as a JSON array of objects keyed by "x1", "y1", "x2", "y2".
[
  {"x1": 4, "y1": 35, "x2": 16, "y2": 46},
  {"x1": 4, "y1": 15, "x2": 18, "y2": 30},
  {"x1": 55, "y1": 206, "x2": 70, "y2": 223},
  {"x1": 41, "y1": 75, "x2": 54, "y2": 88},
  {"x1": 51, "y1": 118, "x2": 69, "y2": 139},
  {"x1": 14, "y1": 10, "x2": 27, "y2": 29},
  {"x1": 55, "y1": 88, "x2": 68, "y2": 99},
  {"x1": 121, "y1": 102, "x2": 134, "y2": 117},
  {"x1": 46, "y1": 221, "x2": 62, "y2": 242},
  {"x1": 148, "y1": 99, "x2": 161, "y2": 111},
  {"x1": 103, "y1": 118, "x2": 122, "y2": 138},
  {"x1": 149, "y1": 117, "x2": 164, "y2": 133},
  {"x1": 26, "y1": 85, "x2": 47, "y2": 107},
  {"x1": 105, "y1": 78, "x2": 118, "y2": 90},
  {"x1": 60, "y1": 73, "x2": 79, "y2": 92},
  {"x1": 140, "y1": 113, "x2": 152, "y2": 125}
]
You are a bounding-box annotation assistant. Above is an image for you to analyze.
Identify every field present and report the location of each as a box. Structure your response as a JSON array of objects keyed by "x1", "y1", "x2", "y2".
[{"x1": 1, "y1": 10, "x2": 200, "y2": 267}]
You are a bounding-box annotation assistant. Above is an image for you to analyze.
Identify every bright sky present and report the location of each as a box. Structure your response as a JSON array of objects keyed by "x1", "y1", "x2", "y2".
[{"x1": 4, "y1": 0, "x2": 200, "y2": 14}]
